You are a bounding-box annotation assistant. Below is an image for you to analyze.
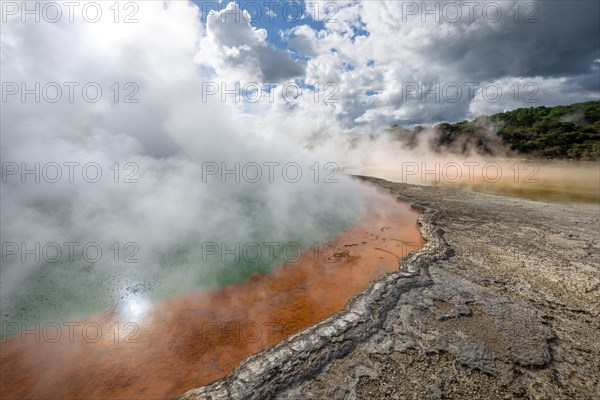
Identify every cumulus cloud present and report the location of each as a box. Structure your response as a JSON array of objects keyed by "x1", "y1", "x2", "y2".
[
  {"x1": 195, "y1": 2, "x2": 305, "y2": 82},
  {"x1": 290, "y1": 0, "x2": 600, "y2": 126}
]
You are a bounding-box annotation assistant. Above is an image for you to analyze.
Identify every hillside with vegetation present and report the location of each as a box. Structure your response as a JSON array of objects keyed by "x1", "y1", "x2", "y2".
[{"x1": 392, "y1": 101, "x2": 600, "y2": 160}]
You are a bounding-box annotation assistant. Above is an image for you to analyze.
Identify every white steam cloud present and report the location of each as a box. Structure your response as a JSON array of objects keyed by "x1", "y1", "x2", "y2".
[{"x1": 0, "y1": 1, "x2": 366, "y2": 328}]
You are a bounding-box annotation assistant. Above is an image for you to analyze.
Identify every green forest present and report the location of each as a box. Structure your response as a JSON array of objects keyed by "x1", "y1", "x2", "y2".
[
  {"x1": 435, "y1": 101, "x2": 600, "y2": 160},
  {"x1": 394, "y1": 101, "x2": 600, "y2": 160}
]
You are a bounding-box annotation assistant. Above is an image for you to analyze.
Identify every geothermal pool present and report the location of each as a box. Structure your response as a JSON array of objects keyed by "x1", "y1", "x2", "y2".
[{"x1": 0, "y1": 188, "x2": 423, "y2": 400}]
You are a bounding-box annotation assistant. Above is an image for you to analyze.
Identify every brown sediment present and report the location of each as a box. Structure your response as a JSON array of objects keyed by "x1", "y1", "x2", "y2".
[{"x1": 0, "y1": 188, "x2": 423, "y2": 400}]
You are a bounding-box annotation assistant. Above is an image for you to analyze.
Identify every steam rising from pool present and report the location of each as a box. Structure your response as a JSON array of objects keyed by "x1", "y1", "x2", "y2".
[{"x1": 0, "y1": 2, "x2": 369, "y2": 334}]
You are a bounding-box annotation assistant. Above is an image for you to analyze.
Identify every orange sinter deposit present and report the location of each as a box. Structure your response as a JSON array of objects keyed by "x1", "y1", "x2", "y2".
[{"x1": 0, "y1": 188, "x2": 424, "y2": 400}]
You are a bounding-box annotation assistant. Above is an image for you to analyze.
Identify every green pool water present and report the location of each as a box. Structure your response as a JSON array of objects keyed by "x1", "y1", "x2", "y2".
[{"x1": 1, "y1": 200, "x2": 362, "y2": 337}]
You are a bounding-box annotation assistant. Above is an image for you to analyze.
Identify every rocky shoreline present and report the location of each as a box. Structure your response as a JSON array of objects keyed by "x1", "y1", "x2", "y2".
[{"x1": 179, "y1": 177, "x2": 599, "y2": 399}]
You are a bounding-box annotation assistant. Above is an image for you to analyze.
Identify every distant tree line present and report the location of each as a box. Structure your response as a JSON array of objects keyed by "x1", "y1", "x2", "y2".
[{"x1": 390, "y1": 101, "x2": 600, "y2": 160}]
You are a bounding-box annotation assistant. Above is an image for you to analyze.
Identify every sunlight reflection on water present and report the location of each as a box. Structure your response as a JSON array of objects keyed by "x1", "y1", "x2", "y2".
[{"x1": 118, "y1": 294, "x2": 152, "y2": 321}]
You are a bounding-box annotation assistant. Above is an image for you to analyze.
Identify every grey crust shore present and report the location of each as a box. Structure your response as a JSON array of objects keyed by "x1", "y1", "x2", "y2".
[{"x1": 179, "y1": 177, "x2": 600, "y2": 400}]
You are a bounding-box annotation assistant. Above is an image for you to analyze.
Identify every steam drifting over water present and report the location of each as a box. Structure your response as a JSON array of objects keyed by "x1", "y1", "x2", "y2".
[{"x1": 0, "y1": 2, "x2": 369, "y2": 331}]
